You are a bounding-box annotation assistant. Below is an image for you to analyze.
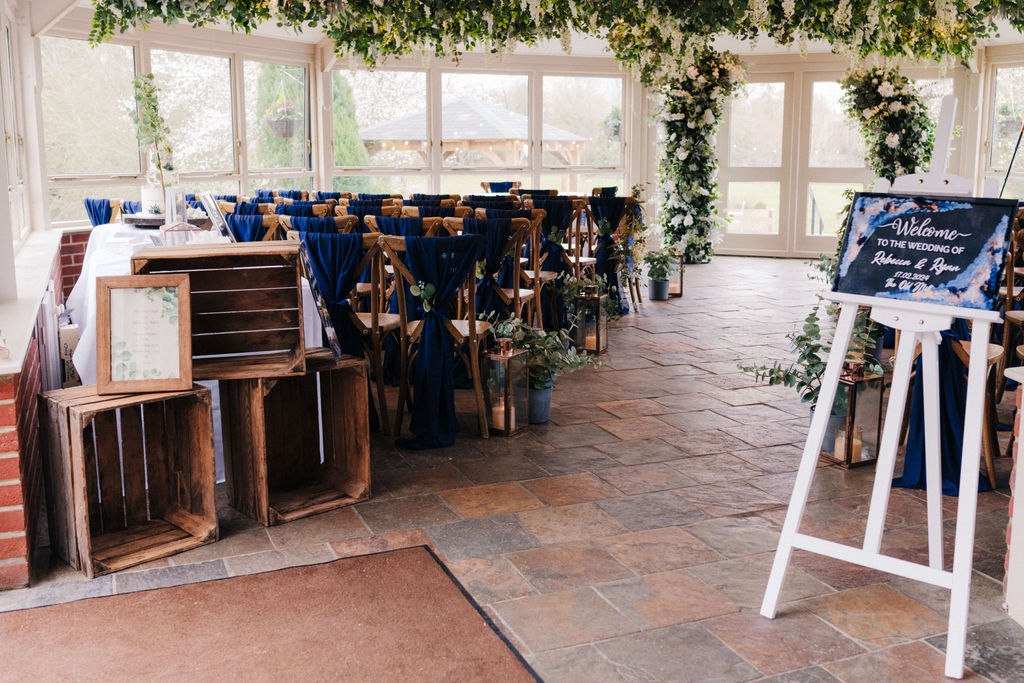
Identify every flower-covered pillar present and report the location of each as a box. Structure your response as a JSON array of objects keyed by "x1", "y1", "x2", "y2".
[{"x1": 657, "y1": 50, "x2": 745, "y2": 263}]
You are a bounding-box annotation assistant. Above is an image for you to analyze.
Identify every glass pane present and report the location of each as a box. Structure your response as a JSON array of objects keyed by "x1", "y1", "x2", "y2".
[
  {"x1": 248, "y1": 176, "x2": 311, "y2": 194},
  {"x1": 439, "y1": 174, "x2": 521, "y2": 196},
  {"x1": 183, "y1": 179, "x2": 241, "y2": 196},
  {"x1": 991, "y1": 66, "x2": 1024, "y2": 169},
  {"x1": 244, "y1": 61, "x2": 307, "y2": 171},
  {"x1": 333, "y1": 70, "x2": 427, "y2": 168},
  {"x1": 539, "y1": 172, "x2": 624, "y2": 196},
  {"x1": 40, "y1": 36, "x2": 139, "y2": 176},
  {"x1": 3, "y1": 28, "x2": 18, "y2": 181},
  {"x1": 806, "y1": 182, "x2": 861, "y2": 236},
  {"x1": 1001, "y1": 174, "x2": 1024, "y2": 201},
  {"x1": 728, "y1": 82, "x2": 784, "y2": 167},
  {"x1": 333, "y1": 174, "x2": 429, "y2": 195},
  {"x1": 441, "y1": 73, "x2": 528, "y2": 168},
  {"x1": 542, "y1": 75, "x2": 622, "y2": 166},
  {"x1": 151, "y1": 49, "x2": 234, "y2": 173},
  {"x1": 48, "y1": 185, "x2": 141, "y2": 223},
  {"x1": 808, "y1": 81, "x2": 866, "y2": 168},
  {"x1": 724, "y1": 182, "x2": 779, "y2": 234}
]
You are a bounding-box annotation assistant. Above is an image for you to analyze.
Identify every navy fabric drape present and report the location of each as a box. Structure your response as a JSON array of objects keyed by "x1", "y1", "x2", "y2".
[
  {"x1": 276, "y1": 204, "x2": 317, "y2": 217},
  {"x1": 289, "y1": 217, "x2": 338, "y2": 234},
  {"x1": 416, "y1": 206, "x2": 456, "y2": 218},
  {"x1": 894, "y1": 319, "x2": 991, "y2": 494},
  {"x1": 358, "y1": 194, "x2": 393, "y2": 201},
  {"x1": 461, "y1": 218, "x2": 514, "y2": 319},
  {"x1": 347, "y1": 200, "x2": 384, "y2": 210},
  {"x1": 214, "y1": 194, "x2": 238, "y2": 202},
  {"x1": 519, "y1": 189, "x2": 555, "y2": 196},
  {"x1": 231, "y1": 201, "x2": 259, "y2": 215},
  {"x1": 481, "y1": 209, "x2": 533, "y2": 220},
  {"x1": 376, "y1": 216, "x2": 424, "y2": 237},
  {"x1": 122, "y1": 200, "x2": 142, "y2": 214},
  {"x1": 279, "y1": 190, "x2": 304, "y2": 200},
  {"x1": 299, "y1": 232, "x2": 366, "y2": 358},
  {"x1": 598, "y1": 186, "x2": 618, "y2": 197},
  {"x1": 413, "y1": 193, "x2": 454, "y2": 201},
  {"x1": 538, "y1": 200, "x2": 574, "y2": 329},
  {"x1": 224, "y1": 214, "x2": 266, "y2": 242},
  {"x1": 84, "y1": 198, "x2": 112, "y2": 226},
  {"x1": 398, "y1": 234, "x2": 485, "y2": 449},
  {"x1": 188, "y1": 200, "x2": 205, "y2": 211},
  {"x1": 286, "y1": 200, "x2": 320, "y2": 209},
  {"x1": 316, "y1": 191, "x2": 343, "y2": 201},
  {"x1": 464, "y1": 201, "x2": 519, "y2": 211},
  {"x1": 588, "y1": 196, "x2": 629, "y2": 314},
  {"x1": 406, "y1": 200, "x2": 443, "y2": 208},
  {"x1": 487, "y1": 181, "x2": 515, "y2": 193},
  {"x1": 254, "y1": 190, "x2": 276, "y2": 202}
]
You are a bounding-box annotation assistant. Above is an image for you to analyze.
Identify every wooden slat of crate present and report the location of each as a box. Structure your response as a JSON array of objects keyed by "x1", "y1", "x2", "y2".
[
  {"x1": 131, "y1": 243, "x2": 304, "y2": 380},
  {"x1": 39, "y1": 385, "x2": 218, "y2": 578},
  {"x1": 220, "y1": 350, "x2": 370, "y2": 526}
]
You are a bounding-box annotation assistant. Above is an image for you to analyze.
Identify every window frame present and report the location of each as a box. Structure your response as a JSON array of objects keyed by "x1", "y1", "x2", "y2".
[{"x1": 1, "y1": 6, "x2": 29, "y2": 248}]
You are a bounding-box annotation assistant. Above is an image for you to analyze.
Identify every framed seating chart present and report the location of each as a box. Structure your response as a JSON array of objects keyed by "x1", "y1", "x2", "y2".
[{"x1": 96, "y1": 274, "x2": 192, "y2": 394}]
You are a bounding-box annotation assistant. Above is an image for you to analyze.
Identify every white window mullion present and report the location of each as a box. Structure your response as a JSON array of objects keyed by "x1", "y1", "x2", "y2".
[
  {"x1": 231, "y1": 51, "x2": 248, "y2": 195},
  {"x1": 530, "y1": 69, "x2": 542, "y2": 188},
  {"x1": 428, "y1": 64, "x2": 442, "y2": 193}
]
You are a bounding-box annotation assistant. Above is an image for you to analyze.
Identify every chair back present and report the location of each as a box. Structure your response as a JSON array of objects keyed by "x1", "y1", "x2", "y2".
[
  {"x1": 367, "y1": 215, "x2": 444, "y2": 237},
  {"x1": 413, "y1": 193, "x2": 461, "y2": 201},
  {"x1": 515, "y1": 189, "x2": 557, "y2": 197},
  {"x1": 402, "y1": 205, "x2": 471, "y2": 219},
  {"x1": 337, "y1": 205, "x2": 401, "y2": 220},
  {"x1": 224, "y1": 214, "x2": 280, "y2": 242},
  {"x1": 275, "y1": 203, "x2": 331, "y2": 217},
  {"x1": 591, "y1": 186, "x2": 618, "y2": 197},
  {"x1": 280, "y1": 215, "x2": 358, "y2": 234},
  {"x1": 316, "y1": 191, "x2": 351, "y2": 201},
  {"x1": 480, "y1": 181, "x2": 520, "y2": 193},
  {"x1": 406, "y1": 199, "x2": 455, "y2": 208}
]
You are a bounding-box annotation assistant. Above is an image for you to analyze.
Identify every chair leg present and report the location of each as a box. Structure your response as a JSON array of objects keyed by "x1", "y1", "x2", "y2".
[
  {"x1": 469, "y1": 339, "x2": 489, "y2": 438},
  {"x1": 395, "y1": 338, "x2": 411, "y2": 436},
  {"x1": 984, "y1": 370, "x2": 999, "y2": 487},
  {"x1": 371, "y1": 335, "x2": 390, "y2": 435}
]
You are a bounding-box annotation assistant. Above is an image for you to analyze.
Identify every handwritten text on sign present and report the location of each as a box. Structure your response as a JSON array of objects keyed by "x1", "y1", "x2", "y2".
[{"x1": 833, "y1": 193, "x2": 1018, "y2": 310}]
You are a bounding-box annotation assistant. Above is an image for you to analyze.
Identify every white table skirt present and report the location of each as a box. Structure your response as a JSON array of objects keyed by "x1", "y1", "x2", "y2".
[{"x1": 66, "y1": 223, "x2": 324, "y2": 483}]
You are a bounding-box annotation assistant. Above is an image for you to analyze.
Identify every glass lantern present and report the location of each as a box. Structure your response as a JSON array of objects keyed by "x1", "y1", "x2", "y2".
[
  {"x1": 668, "y1": 251, "x2": 685, "y2": 298},
  {"x1": 572, "y1": 285, "x2": 609, "y2": 355},
  {"x1": 485, "y1": 338, "x2": 529, "y2": 436},
  {"x1": 820, "y1": 365, "x2": 884, "y2": 468}
]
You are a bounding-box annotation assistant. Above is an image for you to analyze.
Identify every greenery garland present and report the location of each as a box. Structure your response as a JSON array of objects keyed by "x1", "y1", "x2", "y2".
[
  {"x1": 840, "y1": 67, "x2": 936, "y2": 183},
  {"x1": 658, "y1": 51, "x2": 745, "y2": 262}
]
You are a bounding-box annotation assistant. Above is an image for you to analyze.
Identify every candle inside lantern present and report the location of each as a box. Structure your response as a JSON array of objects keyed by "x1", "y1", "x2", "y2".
[
  {"x1": 491, "y1": 402, "x2": 515, "y2": 431},
  {"x1": 585, "y1": 320, "x2": 597, "y2": 352}
]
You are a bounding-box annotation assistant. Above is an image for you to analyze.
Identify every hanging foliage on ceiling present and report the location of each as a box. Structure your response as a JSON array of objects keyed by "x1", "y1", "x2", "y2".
[
  {"x1": 840, "y1": 67, "x2": 936, "y2": 183},
  {"x1": 657, "y1": 50, "x2": 746, "y2": 263}
]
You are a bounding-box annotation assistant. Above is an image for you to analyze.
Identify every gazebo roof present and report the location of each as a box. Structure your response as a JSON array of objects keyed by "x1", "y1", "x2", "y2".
[{"x1": 359, "y1": 97, "x2": 586, "y2": 142}]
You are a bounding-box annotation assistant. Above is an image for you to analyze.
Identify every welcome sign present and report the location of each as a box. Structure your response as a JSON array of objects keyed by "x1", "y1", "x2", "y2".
[{"x1": 833, "y1": 192, "x2": 1018, "y2": 310}]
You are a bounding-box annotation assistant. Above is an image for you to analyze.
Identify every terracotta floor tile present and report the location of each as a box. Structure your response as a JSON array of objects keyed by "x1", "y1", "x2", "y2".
[
  {"x1": 375, "y1": 461, "x2": 474, "y2": 497},
  {"x1": 440, "y1": 482, "x2": 545, "y2": 518},
  {"x1": 522, "y1": 473, "x2": 620, "y2": 506},
  {"x1": 549, "y1": 404, "x2": 605, "y2": 426},
  {"x1": 673, "y1": 481, "x2": 784, "y2": 517},
  {"x1": 532, "y1": 422, "x2": 622, "y2": 449},
  {"x1": 668, "y1": 452, "x2": 766, "y2": 484},
  {"x1": 685, "y1": 514, "x2": 782, "y2": 558},
  {"x1": 516, "y1": 502, "x2": 629, "y2": 545},
  {"x1": 596, "y1": 398, "x2": 676, "y2": 419},
  {"x1": 354, "y1": 493, "x2": 461, "y2": 534},
  {"x1": 801, "y1": 583, "x2": 949, "y2": 648},
  {"x1": 724, "y1": 422, "x2": 808, "y2": 449},
  {"x1": 758, "y1": 666, "x2": 841, "y2": 682},
  {"x1": 453, "y1": 453, "x2": 548, "y2": 484},
  {"x1": 528, "y1": 645, "x2": 627, "y2": 683},
  {"x1": 713, "y1": 403, "x2": 798, "y2": 424},
  {"x1": 704, "y1": 610, "x2": 864, "y2": 676},
  {"x1": 789, "y1": 548, "x2": 890, "y2": 591},
  {"x1": 658, "y1": 409, "x2": 743, "y2": 432},
  {"x1": 525, "y1": 446, "x2": 620, "y2": 475},
  {"x1": 595, "y1": 462, "x2": 696, "y2": 494},
  {"x1": 265, "y1": 505, "x2": 370, "y2": 548},
  {"x1": 660, "y1": 428, "x2": 754, "y2": 456},
  {"x1": 425, "y1": 514, "x2": 540, "y2": 561},
  {"x1": 595, "y1": 491, "x2": 707, "y2": 531},
  {"x1": 330, "y1": 529, "x2": 435, "y2": 558},
  {"x1": 596, "y1": 569, "x2": 739, "y2": 628},
  {"x1": 593, "y1": 415, "x2": 682, "y2": 441},
  {"x1": 824, "y1": 641, "x2": 987, "y2": 681},
  {"x1": 653, "y1": 392, "x2": 731, "y2": 413},
  {"x1": 507, "y1": 542, "x2": 634, "y2": 593},
  {"x1": 886, "y1": 570, "x2": 1007, "y2": 627},
  {"x1": 926, "y1": 619, "x2": 1024, "y2": 683},
  {"x1": 492, "y1": 589, "x2": 638, "y2": 652},
  {"x1": 446, "y1": 556, "x2": 537, "y2": 604},
  {"x1": 596, "y1": 624, "x2": 761, "y2": 682},
  {"x1": 594, "y1": 437, "x2": 689, "y2": 465},
  {"x1": 598, "y1": 526, "x2": 724, "y2": 573},
  {"x1": 687, "y1": 553, "x2": 833, "y2": 609}
]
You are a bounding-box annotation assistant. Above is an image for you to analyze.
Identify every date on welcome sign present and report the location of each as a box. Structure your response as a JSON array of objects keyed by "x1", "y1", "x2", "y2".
[{"x1": 832, "y1": 192, "x2": 1019, "y2": 310}]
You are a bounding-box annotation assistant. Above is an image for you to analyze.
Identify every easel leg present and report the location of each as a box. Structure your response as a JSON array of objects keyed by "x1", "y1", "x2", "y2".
[
  {"x1": 920, "y1": 333, "x2": 944, "y2": 570},
  {"x1": 945, "y1": 321, "x2": 990, "y2": 679},
  {"x1": 760, "y1": 303, "x2": 859, "y2": 619},
  {"x1": 863, "y1": 330, "x2": 919, "y2": 554}
]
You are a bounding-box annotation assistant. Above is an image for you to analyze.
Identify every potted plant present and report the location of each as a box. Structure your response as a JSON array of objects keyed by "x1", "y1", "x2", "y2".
[
  {"x1": 644, "y1": 246, "x2": 675, "y2": 300},
  {"x1": 492, "y1": 317, "x2": 598, "y2": 423},
  {"x1": 265, "y1": 95, "x2": 301, "y2": 138},
  {"x1": 130, "y1": 73, "x2": 176, "y2": 215}
]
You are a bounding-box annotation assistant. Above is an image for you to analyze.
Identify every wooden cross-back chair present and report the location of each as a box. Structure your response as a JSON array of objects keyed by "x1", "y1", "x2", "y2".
[
  {"x1": 481, "y1": 181, "x2": 521, "y2": 193},
  {"x1": 275, "y1": 197, "x2": 339, "y2": 211},
  {"x1": 336, "y1": 205, "x2": 402, "y2": 219},
  {"x1": 533, "y1": 198, "x2": 594, "y2": 278},
  {"x1": 289, "y1": 231, "x2": 396, "y2": 432},
  {"x1": 378, "y1": 234, "x2": 491, "y2": 438},
  {"x1": 401, "y1": 205, "x2": 473, "y2": 219},
  {"x1": 998, "y1": 208, "x2": 1024, "y2": 402},
  {"x1": 474, "y1": 208, "x2": 554, "y2": 328},
  {"x1": 339, "y1": 197, "x2": 403, "y2": 207},
  {"x1": 442, "y1": 216, "x2": 537, "y2": 323},
  {"x1": 364, "y1": 215, "x2": 445, "y2": 237},
  {"x1": 279, "y1": 214, "x2": 360, "y2": 234}
]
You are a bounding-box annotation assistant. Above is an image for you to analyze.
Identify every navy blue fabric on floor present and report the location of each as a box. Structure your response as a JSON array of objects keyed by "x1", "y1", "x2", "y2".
[
  {"x1": 397, "y1": 235, "x2": 484, "y2": 450},
  {"x1": 894, "y1": 319, "x2": 991, "y2": 494}
]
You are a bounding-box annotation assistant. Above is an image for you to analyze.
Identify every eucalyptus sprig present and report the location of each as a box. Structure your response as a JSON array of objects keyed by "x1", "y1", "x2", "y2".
[
  {"x1": 409, "y1": 281, "x2": 437, "y2": 313},
  {"x1": 130, "y1": 73, "x2": 174, "y2": 195}
]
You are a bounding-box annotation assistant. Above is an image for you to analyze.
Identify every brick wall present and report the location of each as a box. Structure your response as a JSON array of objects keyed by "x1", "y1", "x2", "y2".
[
  {"x1": 1009, "y1": 388, "x2": 1020, "y2": 591},
  {"x1": 59, "y1": 228, "x2": 92, "y2": 301}
]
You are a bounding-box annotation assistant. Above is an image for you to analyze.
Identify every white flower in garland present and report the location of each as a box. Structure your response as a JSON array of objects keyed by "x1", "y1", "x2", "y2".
[
  {"x1": 888, "y1": 100, "x2": 904, "y2": 113},
  {"x1": 877, "y1": 81, "x2": 896, "y2": 97},
  {"x1": 703, "y1": 108, "x2": 715, "y2": 125},
  {"x1": 885, "y1": 132, "x2": 900, "y2": 148},
  {"x1": 683, "y1": 214, "x2": 694, "y2": 227}
]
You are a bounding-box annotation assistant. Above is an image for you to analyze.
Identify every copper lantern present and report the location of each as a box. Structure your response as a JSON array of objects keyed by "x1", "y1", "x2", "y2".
[
  {"x1": 485, "y1": 338, "x2": 529, "y2": 436},
  {"x1": 573, "y1": 285, "x2": 608, "y2": 355}
]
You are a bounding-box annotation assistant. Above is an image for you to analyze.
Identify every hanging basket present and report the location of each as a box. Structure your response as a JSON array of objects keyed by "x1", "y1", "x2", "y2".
[{"x1": 266, "y1": 117, "x2": 300, "y2": 138}]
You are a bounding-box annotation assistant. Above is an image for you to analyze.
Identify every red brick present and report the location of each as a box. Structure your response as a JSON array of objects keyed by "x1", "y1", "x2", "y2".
[
  {"x1": 1018, "y1": 387, "x2": 1022, "y2": 410},
  {"x1": 0, "y1": 379, "x2": 12, "y2": 401},
  {"x1": 0, "y1": 429, "x2": 15, "y2": 451},
  {"x1": 0, "y1": 485, "x2": 22, "y2": 508},
  {"x1": 0, "y1": 404, "x2": 14, "y2": 427},
  {"x1": 0, "y1": 561, "x2": 29, "y2": 589},
  {"x1": 0, "y1": 534, "x2": 26, "y2": 558},
  {"x1": 0, "y1": 458, "x2": 18, "y2": 481},
  {"x1": 61, "y1": 243, "x2": 85, "y2": 256},
  {"x1": 71, "y1": 232, "x2": 92, "y2": 243},
  {"x1": 0, "y1": 508, "x2": 25, "y2": 533}
]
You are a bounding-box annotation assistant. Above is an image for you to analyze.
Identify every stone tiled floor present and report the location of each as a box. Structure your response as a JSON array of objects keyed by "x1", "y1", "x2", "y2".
[{"x1": 9, "y1": 256, "x2": 1024, "y2": 682}]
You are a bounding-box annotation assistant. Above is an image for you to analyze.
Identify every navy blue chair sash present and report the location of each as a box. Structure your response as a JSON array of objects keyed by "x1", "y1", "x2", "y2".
[
  {"x1": 289, "y1": 216, "x2": 338, "y2": 234},
  {"x1": 84, "y1": 198, "x2": 112, "y2": 226},
  {"x1": 224, "y1": 214, "x2": 266, "y2": 242}
]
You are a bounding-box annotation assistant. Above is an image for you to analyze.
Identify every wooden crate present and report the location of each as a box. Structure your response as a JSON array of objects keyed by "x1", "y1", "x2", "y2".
[
  {"x1": 219, "y1": 349, "x2": 371, "y2": 526},
  {"x1": 39, "y1": 385, "x2": 218, "y2": 578},
  {"x1": 131, "y1": 242, "x2": 305, "y2": 381}
]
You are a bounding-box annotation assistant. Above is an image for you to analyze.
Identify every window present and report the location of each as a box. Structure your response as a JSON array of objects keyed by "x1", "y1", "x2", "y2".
[
  {"x1": 2, "y1": 21, "x2": 28, "y2": 246},
  {"x1": 333, "y1": 70, "x2": 427, "y2": 168},
  {"x1": 808, "y1": 81, "x2": 865, "y2": 168},
  {"x1": 729, "y1": 82, "x2": 784, "y2": 167},
  {"x1": 244, "y1": 61, "x2": 308, "y2": 172},
  {"x1": 725, "y1": 182, "x2": 781, "y2": 235},
  {"x1": 542, "y1": 76, "x2": 622, "y2": 167},
  {"x1": 151, "y1": 49, "x2": 234, "y2": 173},
  {"x1": 441, "y1": 73, "x2": 529, "y2": 168},
  {"x1": 333, "y1": 175, "x2": 429, "y2": 196}
]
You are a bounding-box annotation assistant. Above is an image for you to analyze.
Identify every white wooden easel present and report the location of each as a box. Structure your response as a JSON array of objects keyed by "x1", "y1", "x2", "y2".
[{"x1": 760, "y1": 96, "x2": 1003, "y2": 679}]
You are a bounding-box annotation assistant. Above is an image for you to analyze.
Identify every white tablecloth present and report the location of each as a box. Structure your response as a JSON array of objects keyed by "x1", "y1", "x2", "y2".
[{"x1": 66, "y1": 223, "x2": 324, "y2": 483}]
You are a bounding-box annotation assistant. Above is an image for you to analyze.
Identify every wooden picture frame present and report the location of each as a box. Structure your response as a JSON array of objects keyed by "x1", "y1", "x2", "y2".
[
  {"x1": 199, "y1": 192, "x2": 235, "y2": 242},
  {"x1": 96, "y1": 274, "x2": 192, "y2": 394}
]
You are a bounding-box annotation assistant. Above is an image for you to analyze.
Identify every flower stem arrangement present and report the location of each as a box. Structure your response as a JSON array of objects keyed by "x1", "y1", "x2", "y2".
[
  {"x1": 840, "y1": 67, "x2": 936, "y2": 182},
  {"x1": 130, "y1": 73, "x2": 175, "y2": 198},
  {"x1": 559, "y1": 274, "x2": 622, "y2": 322},
  {"x1": 657, "y1": 49, "x2": 746, "y2": 263}
]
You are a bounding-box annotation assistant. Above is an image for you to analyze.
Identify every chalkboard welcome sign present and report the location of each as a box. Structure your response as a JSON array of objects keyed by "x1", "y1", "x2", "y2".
[{"x1": 833, "y1": 192, "x2": 1018, "y2": 310}]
